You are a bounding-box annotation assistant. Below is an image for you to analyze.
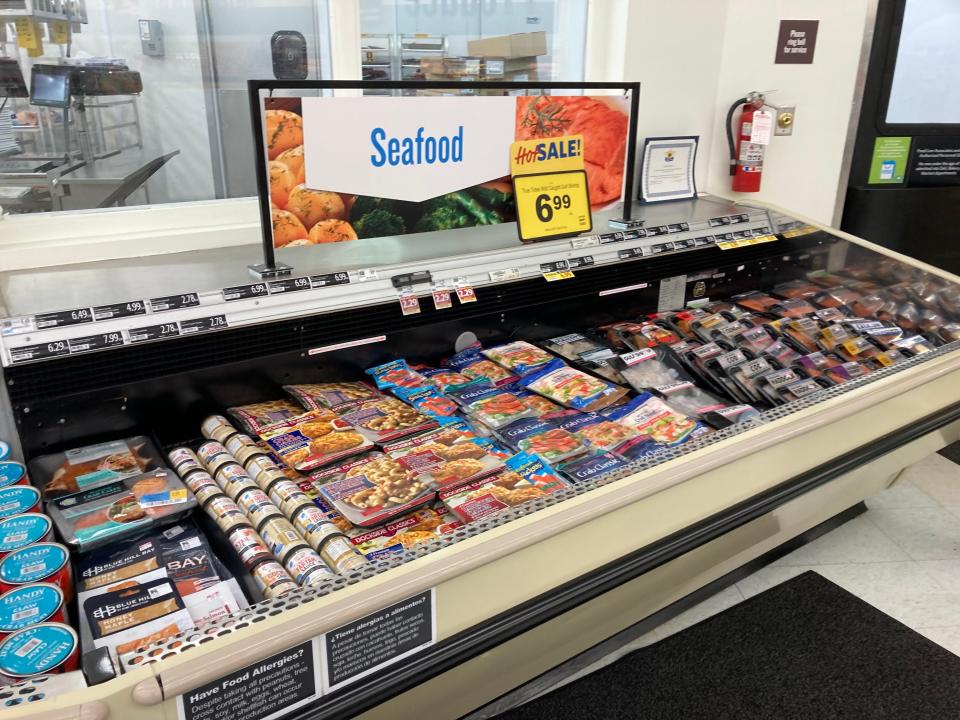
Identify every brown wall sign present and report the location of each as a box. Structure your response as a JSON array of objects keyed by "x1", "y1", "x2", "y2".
[{"x1": 775, "y1": 20, "x2": 819, "y2": 64}]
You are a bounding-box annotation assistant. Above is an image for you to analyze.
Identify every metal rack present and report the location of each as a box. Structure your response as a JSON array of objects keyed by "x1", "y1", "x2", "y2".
[{"x1": 361, "y1": 33, "x2": 397, "y2": 93}]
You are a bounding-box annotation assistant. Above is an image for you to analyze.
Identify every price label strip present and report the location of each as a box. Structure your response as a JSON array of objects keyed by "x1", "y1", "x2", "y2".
[
  {"x1": 149, "y1": 293, "x2": 199, "y2": 312},
  {"x1": 68, "y1": 332, "x2": 125, "y2": 354},
  {"x1": 513, "y1": 170, "x2": 592, "y2": 243},
  {"x1": 129, "y1": 323, "x2": 180, "y2": 343},
  {"x1": 431, "y1": 287, "x2": 452, "y2": 310},
  {"x1": 568, "y1": 255, "x2": 595, "y2": 268},
  {"x1": 180, "y1": 315, "x2": 228, "y2": 335},
  {"x1": 34, "y1": 308, "x2": 93, "y2": 329},
  {"x1": 398, "y1": 290, "x2": 421, "y2": 316},
  {"x1": 93, "y1": 300, "x2": 147, "y2": 321},
  {"x1": 717, "y1": 234, "x2": 777, "y2": 250},
  {"x1": 222, "y1": 283, "x2": 268, "y2": 301},
  {"x1": 782, "y1": 225, "x2": 818, "y2": 238},
  {"x1": 10, "y1": 340, "x2": 71, "y2": 364},
  {"x1": 310, "y1": 272, "x2": 351, "y2": 288},
  {"x1": 269, "y1": 277, "x2": 311, "y2": 294}
]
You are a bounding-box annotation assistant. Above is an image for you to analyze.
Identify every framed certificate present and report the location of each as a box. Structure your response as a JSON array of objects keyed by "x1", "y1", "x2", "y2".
[{"x1": 639, "y1": 136, "x2": 698, "y2": 203}]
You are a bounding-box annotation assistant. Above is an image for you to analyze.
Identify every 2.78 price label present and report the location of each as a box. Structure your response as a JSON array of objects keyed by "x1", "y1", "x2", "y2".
[{"x1": 512, "y1": 170, "x2": 592, "y2": 243}]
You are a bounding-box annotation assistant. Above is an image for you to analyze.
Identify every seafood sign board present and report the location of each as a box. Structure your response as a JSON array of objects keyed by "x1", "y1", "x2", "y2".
[{"x1": 262, "y1": 94, "x2": 629, "y2": 248}]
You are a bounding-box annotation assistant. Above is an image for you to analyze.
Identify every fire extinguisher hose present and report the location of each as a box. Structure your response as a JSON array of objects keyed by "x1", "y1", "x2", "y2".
[{"x1": 726, "y1": 97, "x2": 748, "y2": 176}]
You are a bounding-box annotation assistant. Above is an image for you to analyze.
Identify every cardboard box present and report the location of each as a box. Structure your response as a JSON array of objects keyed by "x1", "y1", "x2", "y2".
[
  {"x1": 481, "y1": 57, "x2": 539, "y2": 78},
  {"x1": 468, "y1": 31, "x2": 547, "y2": 59}
]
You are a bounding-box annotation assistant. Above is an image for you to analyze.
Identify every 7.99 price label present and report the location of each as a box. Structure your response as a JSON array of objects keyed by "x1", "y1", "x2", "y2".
[{"x1": 512, "y1": 170, "x2": 592, "y2": 243}]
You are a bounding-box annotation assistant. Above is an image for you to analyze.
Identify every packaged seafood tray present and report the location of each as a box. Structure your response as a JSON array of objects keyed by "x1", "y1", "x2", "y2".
[
  {"x1": 313, "y1": 453, "x2": 435, "y2": 528},
  {"x1": 439, "y1": 453, "x2": 567, "y2": 524},
  {"x1": 46, "y1": 470, "x2": 196, "y2": 553},
  {"x1": 28, "y1": 437, "x2": 166, "y2": 501}
]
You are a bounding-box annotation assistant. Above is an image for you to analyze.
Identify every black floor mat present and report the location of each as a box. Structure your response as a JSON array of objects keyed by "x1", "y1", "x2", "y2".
[
  {"x1": 938, "y1": 441, "x2": 960, "y2": 465},
  {"x1": 493, "y1": 572, "x2": 960, "y2": 719}
]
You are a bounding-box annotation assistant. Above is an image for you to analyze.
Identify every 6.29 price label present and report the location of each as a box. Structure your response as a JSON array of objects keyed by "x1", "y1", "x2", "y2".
[{"x1": 512, "y1": 170, "x2": 592, "y2": 243}]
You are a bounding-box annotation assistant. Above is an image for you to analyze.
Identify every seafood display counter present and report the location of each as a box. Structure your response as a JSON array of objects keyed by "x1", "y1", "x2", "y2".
[{"x1": 0, "y1": 196, "x2": 958, "y2": 720}]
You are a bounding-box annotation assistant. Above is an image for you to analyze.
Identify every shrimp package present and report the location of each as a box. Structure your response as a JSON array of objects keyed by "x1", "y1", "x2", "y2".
[
  {"x1": 605, "y1": 392, "x2": 710, "y2": 448},
  {"x1": 47, "y1": 469, "x2": 196, "y2": 553},
  {"x1": 519, "y1": 359, "x2": 628, "y2": 412}
]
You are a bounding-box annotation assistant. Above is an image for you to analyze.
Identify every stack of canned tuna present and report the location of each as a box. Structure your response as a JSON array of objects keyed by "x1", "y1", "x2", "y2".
[{"x1": 0, "y1": 439, "x2": 78, "y2": 686}]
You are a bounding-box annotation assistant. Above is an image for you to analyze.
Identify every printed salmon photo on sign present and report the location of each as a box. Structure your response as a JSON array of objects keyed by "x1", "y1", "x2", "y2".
[{"x1": 514, "y1": 95, "x2": 629, "y2": 208}]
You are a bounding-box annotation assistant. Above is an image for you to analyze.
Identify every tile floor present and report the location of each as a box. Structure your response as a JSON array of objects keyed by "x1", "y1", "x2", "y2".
[{"x1": 468, "y1": 449, "x2": 960, "y2": 717}]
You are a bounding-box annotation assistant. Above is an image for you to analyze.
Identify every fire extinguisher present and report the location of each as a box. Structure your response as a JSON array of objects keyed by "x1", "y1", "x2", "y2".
[{"x1": 727, "y1": 91, "x2": 767, "y2": 193}]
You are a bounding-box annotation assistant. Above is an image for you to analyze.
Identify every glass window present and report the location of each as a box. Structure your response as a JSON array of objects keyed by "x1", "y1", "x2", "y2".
[
  {"x1": 359, "y1": 0, "x2": 588, "y2": 92},
  {"x1": 0, "y1": 0, "x2": 587, "y2": 215},
  {"x1": 885, "y1": 0, "x2": 960, "y2": 125},
  {"x1": 0, "y1": 0, "x2": 332, "y2": 214}
]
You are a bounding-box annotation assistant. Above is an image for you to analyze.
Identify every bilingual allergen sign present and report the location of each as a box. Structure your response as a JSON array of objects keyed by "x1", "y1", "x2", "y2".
[
  {"x1": 513, "y1": 170, "x2": 592, "y2": 243},
  {"x1": 176, "y1": 639, "x2": 322, "y2": 720},
  {"x1": 321, "y1": 589, "x2": 436, "y2": 693}
]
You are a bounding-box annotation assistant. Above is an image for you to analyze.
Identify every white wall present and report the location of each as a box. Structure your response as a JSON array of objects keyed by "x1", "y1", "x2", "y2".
[
  {"x1": 704, "y1": 0, "x2": 872, "y2": 224},
  {"x1": 610, "y1": 0, "x2": 872, "y2": 225},
  {"x1": 616, "y1": 0, "x2": 730, "y2": 194}
]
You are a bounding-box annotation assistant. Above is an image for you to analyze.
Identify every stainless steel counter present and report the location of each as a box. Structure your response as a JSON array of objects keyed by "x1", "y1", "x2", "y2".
[{"x1": 0, "y1": 196, "x2": 754, "y2": 319}]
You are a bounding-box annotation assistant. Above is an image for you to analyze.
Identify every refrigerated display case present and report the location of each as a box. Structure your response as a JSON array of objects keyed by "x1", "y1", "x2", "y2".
[{"x1": 0, "y1": 195, "x2": 958, "y2": 720}]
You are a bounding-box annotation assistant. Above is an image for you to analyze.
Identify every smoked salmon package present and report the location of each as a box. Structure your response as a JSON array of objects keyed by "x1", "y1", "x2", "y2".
[
  {"x1": 82, "y1": 576, "x2": 194, "y2": 660},
  {"x1": 28, "y1": 436, "x2": 166, "y2": 501},
  {"x1": 47, "y1": 469, "x2": 196, "y2": 553}
]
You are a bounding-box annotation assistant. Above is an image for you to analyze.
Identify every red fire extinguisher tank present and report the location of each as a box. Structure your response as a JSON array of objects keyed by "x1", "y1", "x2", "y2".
[{"x1": 731, "y1": 97, "x2": 766, "y2": 193}]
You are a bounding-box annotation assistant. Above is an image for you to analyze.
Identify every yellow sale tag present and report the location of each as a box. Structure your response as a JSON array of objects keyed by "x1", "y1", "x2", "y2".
[
  {"x1": 510, "y1": 134, "x2": 584, "y2": 176},
  {"x1": 513, "y1": 170, "x2": 592, "y2": 242},
  {"x1": 52, "y1": 21, "x2": 71, "y2": 44},
  {"x1": 15, "y1": 18, "x2": 42, "y2": 50},
  {"x1": 543, "y1": 270, "x2": 575, "y2": 282},
  {"x1": 876, "y1": 352, "x2": 894, "y2": 367},
  {"x1": 842, "y1": 339, "x2": 863, "y2": 356},
  {"x1": 782, "y1": 225, "x2": 817, "y2": 238}
]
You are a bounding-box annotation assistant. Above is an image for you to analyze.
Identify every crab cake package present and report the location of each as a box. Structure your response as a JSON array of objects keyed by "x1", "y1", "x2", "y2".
[
  {"x1": 346, "y1": 507, "x2": 463, "y2": 560},
  {"x1": 261, "y1": 410, "x2": 373, "y2": 473},
  {"x1": 284, "y1": 382, "x2": 382, "y2": 412},
  {"x1": 386, "y1": 430, "x2": 505, "y2": 491},
  {"x1": 47, "y1": 470, "x2": 195, "y2": 553},
  {"x1": 314, "y1": 453, "x2": 434, "y2": 527},
  {"x1": 338, "y1": 397, "x2": 437, "y2": 444},
  {"x1": 227, "y1": 399, "x2": 305, "y2": 435},
  {"x1": 439, "y1": 452, "x2": 567, "y2": 524},
  {"x1": 29, "y1": 437, "x2": 165, "y2": 501}
]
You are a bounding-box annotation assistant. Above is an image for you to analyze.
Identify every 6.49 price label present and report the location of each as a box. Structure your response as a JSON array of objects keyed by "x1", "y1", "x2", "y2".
[{"x1": 513, "y1": 170, "x2": 592, "y2": 243}]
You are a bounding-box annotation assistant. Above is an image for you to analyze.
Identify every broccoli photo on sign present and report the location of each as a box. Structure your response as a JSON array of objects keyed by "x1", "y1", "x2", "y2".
[{"x1": 349, "y1": 187, "x2": 515, "y2": 239}]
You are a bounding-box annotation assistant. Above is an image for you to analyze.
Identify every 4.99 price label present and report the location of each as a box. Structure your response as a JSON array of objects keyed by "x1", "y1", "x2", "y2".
[{"x1": 513, "y1": 170, "x2": 592, "y2": 243}]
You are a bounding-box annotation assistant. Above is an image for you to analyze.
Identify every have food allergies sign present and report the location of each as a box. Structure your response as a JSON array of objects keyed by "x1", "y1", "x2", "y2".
[{"x1": 301, "y1": 96, "x2": 516, "y2": 203}]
